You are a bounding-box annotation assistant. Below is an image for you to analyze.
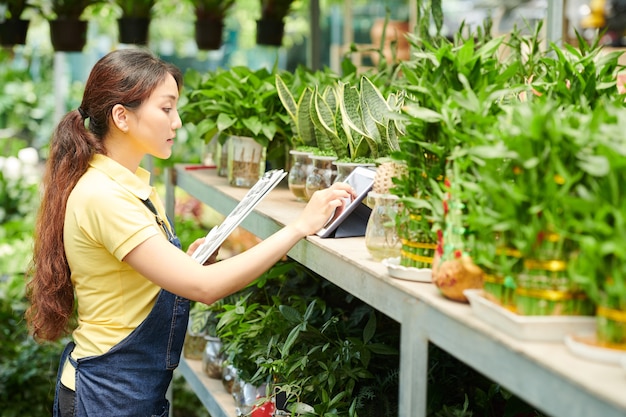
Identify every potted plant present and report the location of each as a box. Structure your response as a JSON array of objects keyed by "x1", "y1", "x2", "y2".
[
  {"x1": 47, "y1": 0, "x2": 103, "y2": 51},
  {"x1": 0, "y1": 0, "x2": 32, "y2": 46},
  {"x1": 567, "y1": 100, "x2": 626, "y2": 348},
  {"x1": 390, "y1": 23, "x2": 508, "y2": 278},
  {"x1": 459, "y1": 31, "x2": 626, "y2": 312},
  {"x1": 276, "y1": 69, "x2": 338, "y2": 200},
  {"x1": 183, "y1": 300, "x2": 221, "y2": 360},
  {"x1": 216, "y1": 261, "x2": 401, "y2": 416},
  {"x1": 115, "y1": 0, "x2": 155, "y2": 45},
  {"x1": 180, "y1": 66, "x2": 291, "y2": 187},
  {"x1": 256, "y1": 0, "x2": 295, "y2": 46},
  {"x1": 191, "y1": 0, "x2": 234, "y2": 50}
]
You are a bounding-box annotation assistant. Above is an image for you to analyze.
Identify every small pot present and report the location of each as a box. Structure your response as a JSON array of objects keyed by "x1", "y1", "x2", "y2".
[
  {"x1": 0, "y1": 19, "x2": 29, "y2": 46},
  {"x1": 195, "y1": 17, "x2": 224, "y2": 50},
  {"x1": 118, "y1": 17, "x2": 150, "y2": 45},
  {"x1": 49, "y1": 19, "x2": 88, "y2": 52},
  {"x1": 256, "y1": 18, "x2": 284, "y2": 46}
]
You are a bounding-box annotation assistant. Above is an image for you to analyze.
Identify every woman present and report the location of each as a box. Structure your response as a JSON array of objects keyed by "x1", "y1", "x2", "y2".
[{"x1": 25, "y1": 48, "x2": 354, "y2": 417}]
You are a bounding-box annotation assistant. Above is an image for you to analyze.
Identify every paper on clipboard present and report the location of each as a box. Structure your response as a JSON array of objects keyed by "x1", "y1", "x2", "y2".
[{"x1": 191, "y1": 169, "x2": 287, "y2": 264}]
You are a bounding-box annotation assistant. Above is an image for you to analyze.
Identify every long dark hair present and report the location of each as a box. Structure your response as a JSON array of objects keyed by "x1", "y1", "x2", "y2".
[{"x1": 26, "y1": 48, "x2": 183, "y2": 341}]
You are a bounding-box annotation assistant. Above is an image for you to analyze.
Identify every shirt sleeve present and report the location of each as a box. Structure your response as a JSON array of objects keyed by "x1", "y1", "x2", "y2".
[{"x1": 75, "y1": 189, "x2": 161, "y2": 262}]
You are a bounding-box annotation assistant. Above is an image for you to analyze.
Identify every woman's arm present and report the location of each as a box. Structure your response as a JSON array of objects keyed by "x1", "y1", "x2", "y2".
[{"x1": 124, "y1": 183, "x2": 355, "y2": 304}]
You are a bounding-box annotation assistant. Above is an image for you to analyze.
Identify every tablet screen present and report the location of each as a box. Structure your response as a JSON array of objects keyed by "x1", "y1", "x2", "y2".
[{"x1": 315, "y1": 166, "x2": 376, "y2": 238}]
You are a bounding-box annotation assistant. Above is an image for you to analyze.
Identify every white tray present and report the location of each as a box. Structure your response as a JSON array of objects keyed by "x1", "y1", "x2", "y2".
[
  {"x1": 382, "y1": 257, "x2": 432, "y2": 283},
  {"x1": 463, "y1": 289, "x2": 596, "y2": 342},
  {"x1": 564, "y1": 333, "x2": 626, "y2": 365}
]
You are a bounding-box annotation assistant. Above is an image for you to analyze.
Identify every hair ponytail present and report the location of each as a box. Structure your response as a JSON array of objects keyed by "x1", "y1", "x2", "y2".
[{"x1": 26, "y1": 110, "x2": 104, "y2": 341}]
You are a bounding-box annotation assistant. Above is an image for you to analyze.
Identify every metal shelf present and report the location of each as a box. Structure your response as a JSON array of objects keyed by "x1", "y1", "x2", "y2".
[{"x1": 170, "y1": 164, "x2": 626, "y2": 417}]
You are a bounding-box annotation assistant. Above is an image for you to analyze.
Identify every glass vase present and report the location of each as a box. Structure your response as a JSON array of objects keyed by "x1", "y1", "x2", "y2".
[
  {"x1": 232, "y1": 376, "x2": 268, "y2": 417},
  {"x1": 221, "y1": 363, "x2": 237, "y2": 394},
  {"x1": 288, "y1": 150, "x2": 313, "y2": 201},
  {"x1": 227, "y1": 135, "x2": 266, "y2": 188},
  {"x1": 216, "y1": 137, "x2": 230, "y2": 177},
  {"x1": 183, "y1": 320, "x2": 206, "y2": 360},
  {"x1": 305, "y1": 155, "x2": 337, "y2": 200},
  {"x1": 364, "y1": 192, "x2": 402, "y2": 261},
  {"x1": 201, "y1": 336, "x2": 224, "y2": 379}
]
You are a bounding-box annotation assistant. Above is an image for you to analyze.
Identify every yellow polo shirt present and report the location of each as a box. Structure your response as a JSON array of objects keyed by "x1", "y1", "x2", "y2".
[{"x1": 60, "y1": 154, "x2": 175, "y2": 389}]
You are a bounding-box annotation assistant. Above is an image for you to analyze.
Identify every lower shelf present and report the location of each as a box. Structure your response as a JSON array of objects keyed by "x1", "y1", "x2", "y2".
[{"x1": 176, "y1": 357, "x2": 237, "y2": 417}]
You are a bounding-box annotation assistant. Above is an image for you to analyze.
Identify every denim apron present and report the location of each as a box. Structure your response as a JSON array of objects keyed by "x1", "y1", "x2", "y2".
[{"x1": 53, "y1": 199, "x2": 189, "y2": 417}]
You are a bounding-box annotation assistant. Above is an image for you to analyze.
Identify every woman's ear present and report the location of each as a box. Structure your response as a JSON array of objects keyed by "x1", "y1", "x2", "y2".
[{"x1": 111, "y1": 104, "x2": 129, "y2": 133}]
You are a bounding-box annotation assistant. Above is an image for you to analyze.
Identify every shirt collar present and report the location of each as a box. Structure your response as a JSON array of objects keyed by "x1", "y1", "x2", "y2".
[{"x1": 89, "y1": 154, "x2": 153, "y2": 200}]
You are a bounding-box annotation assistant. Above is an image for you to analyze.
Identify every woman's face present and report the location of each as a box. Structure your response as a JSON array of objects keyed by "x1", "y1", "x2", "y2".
[{"x1": 126, "y1": 74, "x2": 182, "y2": 160}]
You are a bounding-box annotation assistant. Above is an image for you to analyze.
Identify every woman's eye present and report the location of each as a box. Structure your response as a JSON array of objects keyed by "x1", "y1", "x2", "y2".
[{"x1": 163, "y1": 108, "x2": 172, "y2": 113}]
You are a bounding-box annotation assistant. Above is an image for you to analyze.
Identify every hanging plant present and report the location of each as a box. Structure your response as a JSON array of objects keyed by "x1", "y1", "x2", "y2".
[
  {"x1": 113, "y1": 0, "x2": 156, "y2": 44},
  {"x1": 256, "y1": 0, "x2": 295, "y2": 46},
  {"x1": 191, "y1": 0, "x2": 235, "y2": 50},
  {"x1": 0, "y1": 0, "x2": 33, "y2": 46},
  {"x1": 44, "y1": 0, "x2": 104, "y2": 51}
]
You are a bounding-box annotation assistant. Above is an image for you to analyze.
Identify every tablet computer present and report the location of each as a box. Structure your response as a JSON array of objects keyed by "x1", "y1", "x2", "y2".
[{"x1": 315, "y1": 166, "x2": 376, "y2": 238}]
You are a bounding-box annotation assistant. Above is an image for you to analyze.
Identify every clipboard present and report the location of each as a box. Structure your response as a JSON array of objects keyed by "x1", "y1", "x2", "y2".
[
  {"x1": 315, "y1": 166, "x2": 376, "y2": 238},
  {"x1": 191, "y1": 169, "x2": 287, "y2": 264}
]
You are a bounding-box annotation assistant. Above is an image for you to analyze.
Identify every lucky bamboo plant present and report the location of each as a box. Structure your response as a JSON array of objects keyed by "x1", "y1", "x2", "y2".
[{"x1": 390, "y1": 22, "x2": 510, "y2": 270}]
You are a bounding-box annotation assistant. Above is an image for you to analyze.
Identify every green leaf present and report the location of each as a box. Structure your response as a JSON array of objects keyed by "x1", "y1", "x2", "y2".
[
  {"x1": 403, "y1": 105, "x2": 443, "y2": 123},
  {"x1": 297, "y1": 87, "x2": 317, "y2": 146},
  {"x1": 362, "y1": 312, "x2": 376, "y2": 344},
  {"x1": 280, "y1": 304, "x2": 302, "y2": 323},
  {"x1": 217, "y1": 113, "x2": 236, "y2": 132},
  {"x1": 339, "y1": 83, "x2": 368, "y2": 137},
  {"x1": 360, "y1": 75, "x2": 390, "y2": 124},
  {"x1": 281, "y1": 326, "x2": 302, "y2": 356},
  {"x1": 275, "y1": 74, "x2": 297, "y2": 121},
  {"x1": 577, "y1": 154, "x2": 610, "y2": 177}
]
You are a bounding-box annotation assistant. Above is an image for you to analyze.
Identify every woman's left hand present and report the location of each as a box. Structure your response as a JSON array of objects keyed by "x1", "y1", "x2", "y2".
[{"x1": 187, "y1": 237, "x2": 220, "y2": 265}]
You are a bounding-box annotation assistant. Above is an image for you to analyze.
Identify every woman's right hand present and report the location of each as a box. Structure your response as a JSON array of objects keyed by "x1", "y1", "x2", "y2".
[{"x1": 291, "y1": 182, "x2": 356, "y2": 237}]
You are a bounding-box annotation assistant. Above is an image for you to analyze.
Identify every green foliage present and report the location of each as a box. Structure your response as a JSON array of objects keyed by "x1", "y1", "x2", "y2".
[
  {"x1": 392, "y1": 22, "x2": 512, "y2": 247},
  {"x1": 181, "y1": 65, "x2": 292, "y2": 148},
  {"x1": 259, "y1": 0, "x2": 295, "y2": 21},
  {"x1": 427, "y1": 345, "x2": 545, "y2": 417},
  {"x1": 527, "y1": 32, "x2": 625, "y2": 108},
  {"x1": 115, "y1": 0, "x2": 155, "y2": 18},
  {"x1": 0, "y1": 50, "x2": 56, "y2": 149},
  {"x1": 0, "y1": 135, "x2": 63, "y2": 417},
  {"x1": 215, "y1": 260, "x2": 400, "y2": 417},
  {"x1": 276, "y1": 72, "x2": 405, "y2": 161},
  {"x1": 0, "y1": 138, "x2": 57, "y2": 414},
  {"x1": 42, "y1": 0, "x2": 105, "y2": 19},
  {"x1": 191, "y1": 0, "x2": 235, "y2": 19},
  {"x1": 0, "y1": 140, "x2": 40, "y2": 232},
  {"x1": 4, "y1": 0, "x2": 31, "y2": 18},
  {"x1": 171, "y1": 374, "x2": 211, "y2": 417},
  {"x1": 0, "y1": 274, "x2": 67, "y2": 417},
  {"x1": 275, "y1": 66, "x2": 344, "y2": 150}
]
